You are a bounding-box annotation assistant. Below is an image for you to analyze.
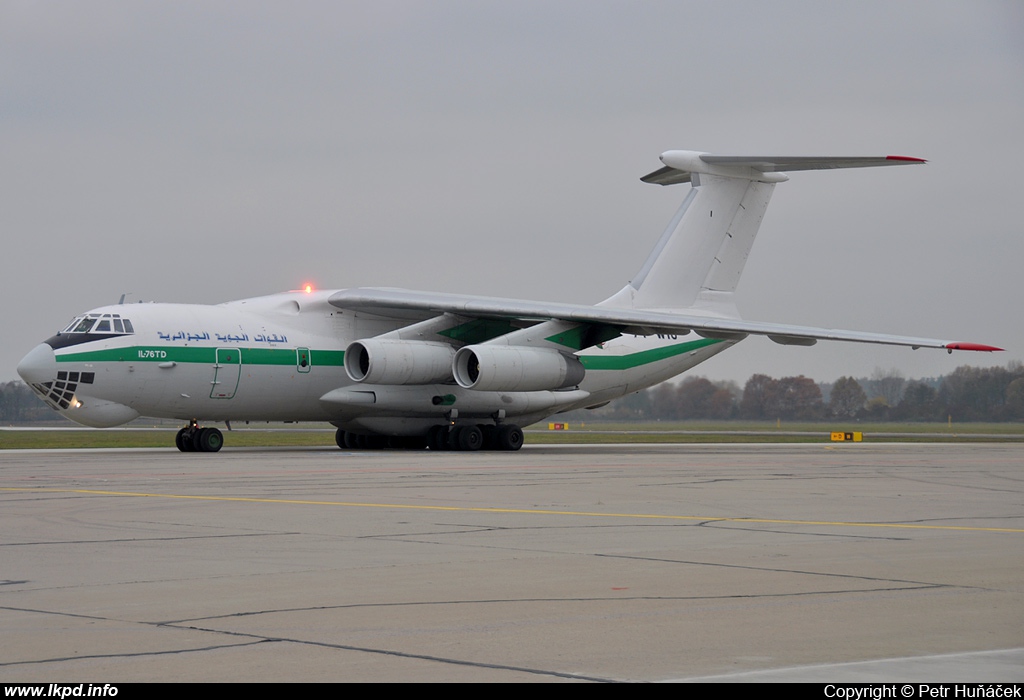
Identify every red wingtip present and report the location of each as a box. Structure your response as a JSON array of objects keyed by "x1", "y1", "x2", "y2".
[
  {"x1": 886, "y1": 155, "x2": 927, "y2": 163},
  {"x1": 945, "y1": 342, "x2": 1003, "y2": 352}
]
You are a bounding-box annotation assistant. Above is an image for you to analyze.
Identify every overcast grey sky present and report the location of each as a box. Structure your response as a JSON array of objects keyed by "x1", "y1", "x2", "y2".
[{"x1": 2, "y1": 1, "x2": 1021, "y2": 384}]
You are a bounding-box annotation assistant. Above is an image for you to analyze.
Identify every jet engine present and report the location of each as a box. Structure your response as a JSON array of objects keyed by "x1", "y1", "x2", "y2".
[
  {"x1": 452, "y1": 345, "x2": 585, "y2": 392},
  {"x1": 344, "y1": 339, "x2": 456, "y2": 385}
]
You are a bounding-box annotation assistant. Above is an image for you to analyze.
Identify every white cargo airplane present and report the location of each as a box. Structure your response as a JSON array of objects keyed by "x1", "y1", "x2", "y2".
[{"x1": 17, "y1": 150, "x2": 1001, "y2": 452}]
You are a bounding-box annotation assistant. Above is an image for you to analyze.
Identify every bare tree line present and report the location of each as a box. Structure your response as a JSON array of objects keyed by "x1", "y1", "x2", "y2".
[{"x1": 575, "y1": 362, "x2": 1024, "y2": 422}]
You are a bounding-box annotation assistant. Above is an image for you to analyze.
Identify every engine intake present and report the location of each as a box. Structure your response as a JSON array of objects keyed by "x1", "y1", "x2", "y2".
[
  {"x1": 452, "y1": 345, "x2": 585, "y2": 391},
  {"x1": 344, "y1": 339, "x2": 455, "y2": 385}
]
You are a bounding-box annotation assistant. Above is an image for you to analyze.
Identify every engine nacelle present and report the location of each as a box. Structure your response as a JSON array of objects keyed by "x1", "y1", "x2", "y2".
[
  {"x1": 344, "y1": 339, "x2": 456, "y2": 385},
  {"x1": 452, "y1": 345, "x2": 585, "y2": 392}
]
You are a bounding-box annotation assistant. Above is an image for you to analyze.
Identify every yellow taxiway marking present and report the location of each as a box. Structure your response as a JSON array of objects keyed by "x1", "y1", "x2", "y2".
[{"x1": 3, "y1": 486, "x2": 1022, "y2": 533}]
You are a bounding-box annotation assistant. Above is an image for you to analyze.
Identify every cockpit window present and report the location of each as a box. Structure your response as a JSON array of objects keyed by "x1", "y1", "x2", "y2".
[
  {"x1": 61, "y1": 314, "x2": 135, "y2": 335},
  {"x1": 70, "y1": 317, "x2": 96, "y2": 333}
]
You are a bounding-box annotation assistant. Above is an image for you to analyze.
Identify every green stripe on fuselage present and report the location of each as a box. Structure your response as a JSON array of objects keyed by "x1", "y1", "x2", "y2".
[
  {"x1": 310, "y1": 350, "x2": 345, "y2": 366},
  {"x1": 578, "y1": 338, "x2": 722, "y2": 370},
  {"x1": 56, "y1": 346, "x2": 346, "y2": 367}
]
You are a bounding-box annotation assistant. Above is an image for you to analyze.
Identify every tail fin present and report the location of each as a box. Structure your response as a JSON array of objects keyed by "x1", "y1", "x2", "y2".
[{"x1": 602, "y1": 151, "x2": 925, "y2": 314}]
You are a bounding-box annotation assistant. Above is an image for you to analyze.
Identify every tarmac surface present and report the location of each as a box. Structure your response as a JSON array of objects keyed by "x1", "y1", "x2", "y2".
[{"x1": 0, "y1": 443, "x2": 1021, "y2": 682}]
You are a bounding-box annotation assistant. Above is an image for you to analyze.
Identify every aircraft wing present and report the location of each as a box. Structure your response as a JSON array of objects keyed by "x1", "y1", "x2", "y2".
[{"x1": 327, "y1": 288, "x2": 1001, "y2": 352}]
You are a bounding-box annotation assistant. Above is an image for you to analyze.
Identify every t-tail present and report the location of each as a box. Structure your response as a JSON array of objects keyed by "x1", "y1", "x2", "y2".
[{"x1": 601, "y1": 151, "x2": 926, "y2": 316}]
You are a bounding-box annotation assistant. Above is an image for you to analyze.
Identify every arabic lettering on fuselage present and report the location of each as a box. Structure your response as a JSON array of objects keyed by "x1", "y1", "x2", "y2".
[
  {"x1": 252, "y1": 333, "x2": 288, "y2": 343},
  {"x1": 156, "y1": 331, "x2": 288, "y2": 344}
]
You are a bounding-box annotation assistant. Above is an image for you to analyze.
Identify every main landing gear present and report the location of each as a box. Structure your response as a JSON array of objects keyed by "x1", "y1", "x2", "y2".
[
  {"x1": 175, "y1": 421, "x2": 224, "y2": 453},
  {"x1": 334, "y1": 424, "x2": 524, "y2": 452},
  {"x1": 333, "y1": 429, "x2": 428, "y2": 450},
  {"x1": 426, "y1": 423, "x2": 524, "y2": 451}
]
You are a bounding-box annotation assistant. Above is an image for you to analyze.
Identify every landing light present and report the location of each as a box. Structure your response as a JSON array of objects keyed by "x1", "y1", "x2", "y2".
[{"x1": 304, "y1": 284, "x2": 313, "y2": 294}]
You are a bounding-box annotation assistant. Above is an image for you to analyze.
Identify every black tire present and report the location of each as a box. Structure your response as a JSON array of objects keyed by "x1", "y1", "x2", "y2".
[
  {"x1": 427, "y1": 425, "x2": 449, "y2": 451},
  {"x1": 447, "y1": 426, "x2": 463, "y2": 450},
  {"x1": 457, "y1": 425, "x2": 483, "y2": 451},
  {"x1": 389, "y1": 436, "x2": 429, "y2": 450},
  {"x1": 497, "y1": 424, "x2": 524, "y2": 451},
  {"x1": 197, "y1": 427, "x2": 223, "y2": 453},
  {"x1": 480, "y1": 424, "x2": 497, "y2": 450},
  {"x1": 343, "y1": 431, "x2": 361, "y2": 449},
  {"x1": 335, "y1": 428, "x2": 346, "y2": 449},
  {"x1": 175, "y1": 428, "x2": 189, "y2": 452}
]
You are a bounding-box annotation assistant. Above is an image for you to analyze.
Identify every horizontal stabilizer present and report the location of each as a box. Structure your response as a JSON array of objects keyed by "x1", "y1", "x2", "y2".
[{"x1": 642, "y1": 151, "x2": 926, "y2": 185}]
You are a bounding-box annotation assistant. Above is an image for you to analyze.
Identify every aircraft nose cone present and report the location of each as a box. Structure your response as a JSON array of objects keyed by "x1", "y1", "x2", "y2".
[{"x1": 17, "y1": 343, "x2": 57, "y2": 385}]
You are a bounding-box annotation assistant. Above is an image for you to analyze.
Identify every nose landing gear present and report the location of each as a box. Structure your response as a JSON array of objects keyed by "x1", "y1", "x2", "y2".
[{"x1": 175, "y1": 420, "x2": 224, "y2": 453}]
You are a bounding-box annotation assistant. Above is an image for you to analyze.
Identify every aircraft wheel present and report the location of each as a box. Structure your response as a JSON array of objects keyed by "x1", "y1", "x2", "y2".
[
  {"x1": 175, "y1": 428, "x2": 189, "y2": 452},
  {"x1": 457, "y1": 425, "x2": 483, "y2": 451},
  {"x1": 335, "y1": 428, "x2": 346, "y2": 449},
  {"x1": 479, "y1": 424, "x2": 497, "y2": 450},
  {"x1": 447, "y1": 426, "x2": 463, "y2": 450},
  {"x1": 426, "y1": 426, "x2": 446, "y2": 450},
  {"x1": 497, "y1": 425, "x2": 524, "y2": 451},
  {"x1": 197, "y1": 427, "x2": 223, "y2": 453},
  {"x1": 389, "y1": 436, "x2": 428, "y2": 450}
]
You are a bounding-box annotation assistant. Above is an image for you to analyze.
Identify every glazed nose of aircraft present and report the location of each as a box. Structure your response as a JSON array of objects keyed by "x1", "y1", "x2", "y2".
[{"x1": 17, "y1": 343, "x2": 57, "y2": 385}]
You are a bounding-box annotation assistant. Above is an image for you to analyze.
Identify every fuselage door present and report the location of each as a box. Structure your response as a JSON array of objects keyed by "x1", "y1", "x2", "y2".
[
  {"x1": 211, "y1": 348, "x2": 242, "y2": 399},
  {"x1": 296, "y1": 347, "x2": 311, "y2": 374}
]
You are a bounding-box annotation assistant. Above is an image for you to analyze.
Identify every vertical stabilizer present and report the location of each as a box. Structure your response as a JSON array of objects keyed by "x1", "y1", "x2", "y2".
[{"x1": 626, "y1": 174, "x2": 774, "y2": 312}]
